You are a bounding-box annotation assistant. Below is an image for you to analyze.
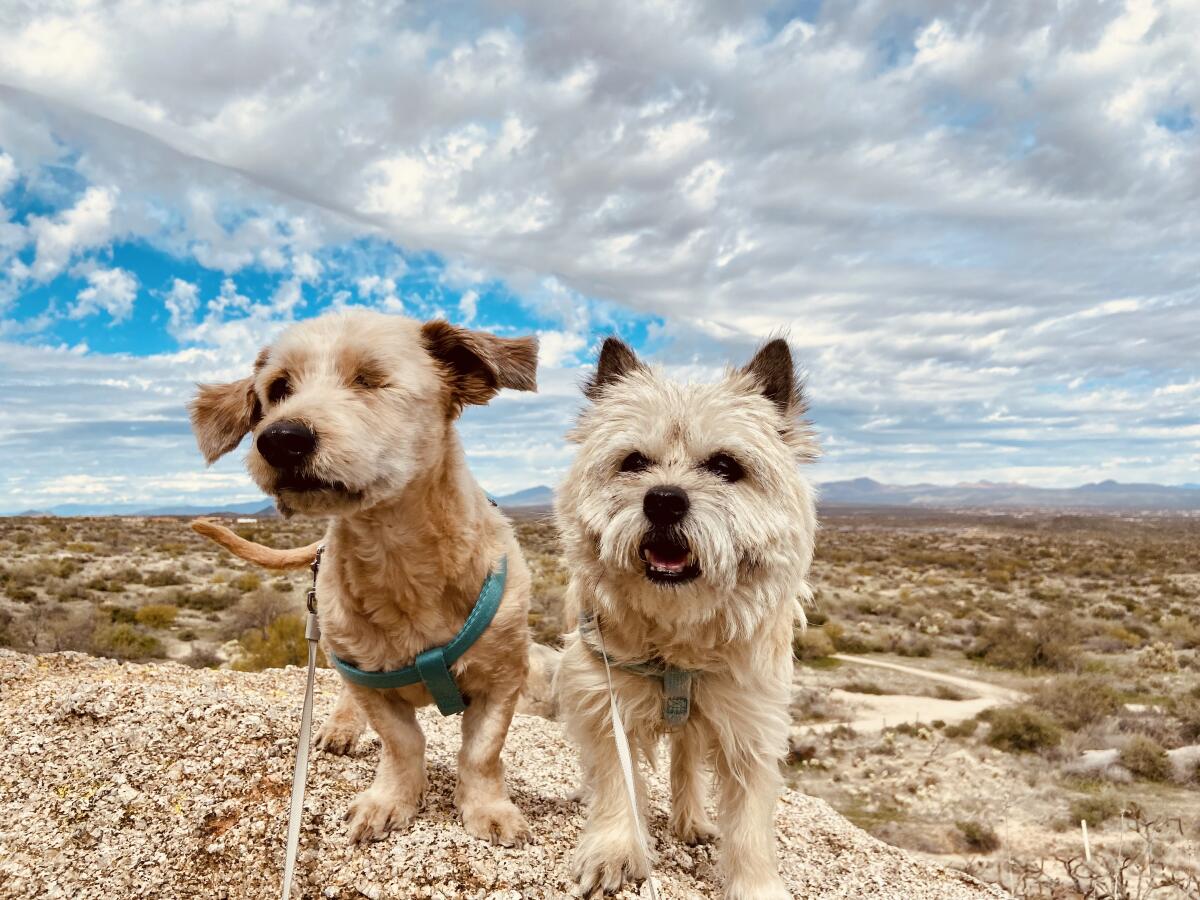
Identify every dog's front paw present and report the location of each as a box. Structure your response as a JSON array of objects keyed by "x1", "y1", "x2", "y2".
[
  {"x1": 315, "y1": 716, "x2": 363, "y2": 755},
  {"x1": 573, "y1": 833, "x2": 652, "y2": 897},
  {"x1": 670, "y1": 812, "x2": 718, "y2": 845},
  {"x1": 724, "y1": 872, "x2": 791, "y2": 900},
  {"x1": 344, "y1": 788, "x2": 418, "y2": 843},
  {"x1": 461, "y1": 800, "x2": 532, "y2": 848}
]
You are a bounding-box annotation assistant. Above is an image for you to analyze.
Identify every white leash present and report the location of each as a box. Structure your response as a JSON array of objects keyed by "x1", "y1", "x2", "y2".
[
  {"x1": 593, "y1": 612, "x2": 661, "y2": 900},
  {"x1": 281, "y1": 549, "x2": 324, "y2": 899}
]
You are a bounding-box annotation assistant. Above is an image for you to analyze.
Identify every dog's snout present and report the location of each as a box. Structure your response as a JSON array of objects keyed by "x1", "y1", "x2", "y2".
[
  {"x1": 257, "y1": 420, "x2": 317, "y2": 468},
  {"x1": 643, "y1": 485, "x2": 689, "y2": 526}
]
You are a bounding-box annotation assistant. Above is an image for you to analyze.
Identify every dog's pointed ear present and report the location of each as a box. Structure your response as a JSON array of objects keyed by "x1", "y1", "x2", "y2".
[
  {"x1": 188, "y1": 348, "x2": 268, "y2": 464},
  {"x1": 189, "y1": 376, "x2": 262, "y2": 464},
  {"x1": 420, "y1": 320, "x2": 539, "y2": 413},
  {"x1": 583, "y1": 337, "x2": 644, "y2": 401},
  {"x1": 742, "y1": 338, "x2": 807, "y2": 418}
]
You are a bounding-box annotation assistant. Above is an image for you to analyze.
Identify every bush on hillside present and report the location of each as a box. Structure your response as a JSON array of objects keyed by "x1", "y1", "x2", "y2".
[
  {"x1": 1069, "y1": 793, "x2": 1123, "y2": 827},
  {"x1": 92, "y1": 624, "x2": 164, "y2": 661},
  {"x1": 793, "y1": 627, "x2": 835, "y2": 661},
  {"x1": 955, "y1": 820, "x2": 1001, "y2": 853},
  {"x1": 233, "y1": 615, "x2": 325, "y2": 672},
  {"x1": 1120, "y1": 735, "x2": 1172, "y2": 782},
  {"x1": 985, "y1": 705, "x2": 1062, "y2": 753},
  {"x1": 968, "y1": 615, "x2": 1079, "y2": 672},
  {"x1": 134, "y1": 604, "x2": 179, "y2": 628},
  {"x1": 1030, "y1": 674, "x2": 1122, "y2": 731}
]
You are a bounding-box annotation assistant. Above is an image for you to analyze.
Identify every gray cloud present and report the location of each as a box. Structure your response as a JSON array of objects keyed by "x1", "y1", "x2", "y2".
[{"x1": 0, "y1": 0, "x2": 1198, "y2": 506}]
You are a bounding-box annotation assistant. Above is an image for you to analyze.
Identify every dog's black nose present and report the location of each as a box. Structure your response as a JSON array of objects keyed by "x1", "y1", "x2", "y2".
[
  {"x1": 643, "y1": 485, "x2": 689, "y2": 526},
  {"x1": 257, "y1": 420, "x2": 316, "y2": 468}
]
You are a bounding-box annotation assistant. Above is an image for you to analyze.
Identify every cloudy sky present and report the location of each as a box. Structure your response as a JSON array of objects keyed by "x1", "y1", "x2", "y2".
[{"x1": 1, "y1": 0, "x2": 1198, "y2": 512}]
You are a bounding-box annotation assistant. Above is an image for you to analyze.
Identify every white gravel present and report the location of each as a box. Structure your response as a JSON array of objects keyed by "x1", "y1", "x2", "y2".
[{"x1": 0, "y1": 650, "x2": 1007, "y2": 899}]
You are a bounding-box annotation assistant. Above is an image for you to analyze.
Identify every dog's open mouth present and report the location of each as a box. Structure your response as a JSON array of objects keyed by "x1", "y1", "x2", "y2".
[{"x1": 639, "y1": 534, "x2": 701, "y2": 585}]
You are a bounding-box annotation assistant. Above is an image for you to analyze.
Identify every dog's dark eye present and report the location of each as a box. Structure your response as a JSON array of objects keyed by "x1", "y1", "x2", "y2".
[
  {"x1": 619, "y1": 452, "x2": 651, "y2": 474},
  {"x1": 267, "y1": 377, "x2": 291, "y2": 405},
  {"x1": 353, "y1": 374, "x2": 373, "y2": 389},
  {"x1": 703, "y1": 453, "x2": 744, "y2": 483}
]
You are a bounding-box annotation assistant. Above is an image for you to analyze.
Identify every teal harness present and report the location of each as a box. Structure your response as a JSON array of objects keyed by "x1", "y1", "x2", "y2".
[
  {"x1": 578, "y1": 611, "x2": 696, "y2": 728},
  {"x1": 324, "y1": 555, "x2": 507, "y2": 717}
]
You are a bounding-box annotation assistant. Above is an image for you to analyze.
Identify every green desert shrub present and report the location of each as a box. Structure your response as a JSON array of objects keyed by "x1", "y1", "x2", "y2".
[
  {"x1": 1030, "y1": 674, "x2": 1122, "y2": 731},
  {"x1": 985, "y1": 705, "x2": 1062, "y2": 753},
  {"x1": 170, "y1": 586, "x2": 239, "y2": 612},
  {"x1": 134, "y1": 604, "x2": 179, "y2": 628},
  {"x1": 955, "y1": 819, "x2": 1001, "y2": 853},
  {"x1": 1120, "y1": 735, "x2": 1172, "y2": 782},
  {"x1": 1069, "y1": 793, "x2": 1123, "y2": 827},
  {"x1": 52, "y1": 580, "x2": 95, "y2": 603},
  {"x1": 92, "y1": 624, "x2": 163, "y2": 661},
  {"x1": 86, "y1": 575, "x2": 127, "y2": 593},
  {"x1": 183, "y1": 647, "x2": 222, "y2": 669},
  {"x1": 944, "y1": 718, "x2": 979, "y2": 739},
  {"x1": 233, "y1": 615, "x2": 324, "y2": 672},
  {"x1": 968, "y1": 616, "x2": 1079, "y2": 672},
  {"x1": 793, "y1": 627, "x2": 835, "y2": 661},
  {"x1": 143, "y1": 568, "x2": 187, "y2": 587},
  {"x1": 231, "y1": 572, "x2": 262, "y2": 593},
  {"x1": 103, "y1": 605, "x2": 137, "y2": 625}
]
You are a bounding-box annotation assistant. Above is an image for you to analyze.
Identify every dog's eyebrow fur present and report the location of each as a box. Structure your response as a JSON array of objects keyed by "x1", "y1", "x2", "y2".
[{"x1": 336, "y1": 345, "x2": 390, "y2": 385}]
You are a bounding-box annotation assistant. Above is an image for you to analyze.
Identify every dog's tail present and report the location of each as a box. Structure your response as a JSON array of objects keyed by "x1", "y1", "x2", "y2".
[{"x1": 190, "y1": 519, "x2": 321, "y2": 570}]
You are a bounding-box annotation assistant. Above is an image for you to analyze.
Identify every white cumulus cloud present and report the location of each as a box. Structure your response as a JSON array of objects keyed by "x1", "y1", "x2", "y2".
[{"x1": 70, "y1": 266, "x2": 138, "y2": 322}]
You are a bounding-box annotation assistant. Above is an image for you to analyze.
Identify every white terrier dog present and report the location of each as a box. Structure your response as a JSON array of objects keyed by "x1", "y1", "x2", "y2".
[{"x1": 555, "y1": 337, "x2": 817, "y2": 899}]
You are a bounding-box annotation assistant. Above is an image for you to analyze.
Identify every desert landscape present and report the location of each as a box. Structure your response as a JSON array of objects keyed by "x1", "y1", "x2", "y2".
[{"x1": 1, "y1": 505, "x2": 1198, "y2": 898}]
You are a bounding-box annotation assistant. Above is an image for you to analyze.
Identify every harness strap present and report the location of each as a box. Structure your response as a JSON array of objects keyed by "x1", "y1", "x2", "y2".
[
  {"x1": 327, "y1": 555, "x2": 507, "y2": 715},
  {"x1": 414, "y1": 646, "x2": 466, "y2": 716},
  {"x1": 578, "y1": 611, "x2": 696, "y2": 728}
]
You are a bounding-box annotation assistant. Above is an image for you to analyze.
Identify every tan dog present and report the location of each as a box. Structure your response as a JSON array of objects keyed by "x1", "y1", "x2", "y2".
[
  {"x1": 555, "y1": 338, "x2": 817, "y2": 899},
  {"x1": 188, "y1": 310, "x2": 537, "y2": 847}
]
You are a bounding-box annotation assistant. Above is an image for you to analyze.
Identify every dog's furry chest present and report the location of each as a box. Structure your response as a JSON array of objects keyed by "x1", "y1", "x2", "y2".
[{"x1": 316, "y1": 551, "x2": 468, "y2": 671}]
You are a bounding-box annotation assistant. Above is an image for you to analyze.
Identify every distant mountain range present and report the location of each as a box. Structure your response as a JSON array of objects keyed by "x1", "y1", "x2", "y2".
[
  {"x1": 6, "y1": 500, "x2": 278, "y2": 517},
  {"x1": 3, "y1": 487, "x2": 556, "y2": 517},
  {"x1": 6, "y1": 479, "x2": 1199, "y2": 517},
  {"x1": 817, "y1": 478, "x2": 1200, "y2": 511}
]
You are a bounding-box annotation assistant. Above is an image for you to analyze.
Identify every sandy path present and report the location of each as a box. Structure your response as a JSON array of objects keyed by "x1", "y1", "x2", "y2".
[{"x1": 802, "y1": 654, "x2": 1024, "y2": 735}]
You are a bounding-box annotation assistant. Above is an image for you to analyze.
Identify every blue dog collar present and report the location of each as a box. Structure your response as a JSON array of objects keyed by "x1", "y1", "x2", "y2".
[{"x1": 328, "y1": 555, "x2": 508, "y2": 716}]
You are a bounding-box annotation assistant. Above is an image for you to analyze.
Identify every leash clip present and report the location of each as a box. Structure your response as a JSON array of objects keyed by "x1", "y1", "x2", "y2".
[{"x1": 306, "y1": 546, "x2": 324, "y2": 619}]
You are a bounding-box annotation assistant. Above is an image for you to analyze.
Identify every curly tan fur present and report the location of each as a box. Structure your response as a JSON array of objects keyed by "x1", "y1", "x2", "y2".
[{"x1": 188, "y1": 310, "x2": 538, "y2": 847}]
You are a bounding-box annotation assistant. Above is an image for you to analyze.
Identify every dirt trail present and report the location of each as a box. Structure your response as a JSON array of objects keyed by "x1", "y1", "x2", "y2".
[{"x1": 802, "y1": 654, "x2": 1024, "y2": 735}]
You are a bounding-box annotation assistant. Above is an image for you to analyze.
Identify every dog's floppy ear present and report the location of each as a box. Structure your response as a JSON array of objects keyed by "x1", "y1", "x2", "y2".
[
  {"x1": 583, "y1": 337, "x2": 644, "y2": 401},
  {"x1": 742, "y1": 338, "x2": 808, "y2": 419},
  {"x1": 189, "y1": 377, "x2": 261, "y2": 464},
  {"x1": 420, "y1": 320, "x2": 539, "y2": 413},
  {"x1": 188, "y1": 348, "x2": 268, "y2": 464}
]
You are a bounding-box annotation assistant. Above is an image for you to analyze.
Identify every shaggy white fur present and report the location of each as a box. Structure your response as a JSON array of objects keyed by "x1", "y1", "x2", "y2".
[{"x1": 554, "y1": 337, "x2": 817, "y2": 899}]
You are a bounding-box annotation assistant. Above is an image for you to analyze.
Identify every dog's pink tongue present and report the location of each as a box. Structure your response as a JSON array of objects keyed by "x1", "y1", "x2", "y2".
[{"x1": 647, "y1": 547, "x2": 688, "y2": 571}]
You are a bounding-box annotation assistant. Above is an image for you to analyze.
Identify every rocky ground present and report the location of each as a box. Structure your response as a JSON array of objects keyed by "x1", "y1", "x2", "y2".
[{"x1": 0, "y1": 650, "x2": 1004, "y2": 899}]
